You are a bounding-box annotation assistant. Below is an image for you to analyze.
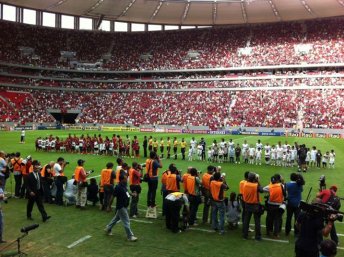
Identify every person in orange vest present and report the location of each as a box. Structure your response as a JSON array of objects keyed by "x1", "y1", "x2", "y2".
[
  {"x1": 129, "y1": 162, "x2": 142, "y2": 218},
  {"x1": 10, "y1": 152, "x2": 23, "y2": 198},
  {"x1": 166, "y1": 165, "x2": 181, "y2": 194},
  {"x1": 263, "y1": 174, "x2": 285, "y2": 239},
  {"x1": 165, "y1": 192, "x2": 190, "y2": 233},
  {"x1": 100, "y1": 162, "x2": 115, "y2": 211},
  {"x1": 21, "y1": 155, "x2": 32, "y2": 199},
  {"x1": 202, "y1": 165, "x2": 216, "y2": 224},
  {"x1": 181, "y1": 167, "x2": 191, "y2": 194},
  {"x1": 114, "y1": 158, "x2": 124, "y2": 185},
  {"x1": 40, "y1": 161, "x2": 55, "y2": 204},
  {"x1": 242, "y1": 172, "x2": 264, "y2": 240},
  {"x1": 74, "y1": 159, "x2": 90, "y2": 209},
  {"x1": 161, "y1": 166, "x2": 172, "y2": 216},
  {"x1": 238, "y1": 171, "x2": 250, "y2": 224},
  {"x1": 210, "y1": 172, "x2": 229, "y2": 235},
  {"x1": 186, "y1": 168, "x2": 201, "y2": 226},
  {"x1": 145, "y1": 151, "x2": 162, "y2": 208}
]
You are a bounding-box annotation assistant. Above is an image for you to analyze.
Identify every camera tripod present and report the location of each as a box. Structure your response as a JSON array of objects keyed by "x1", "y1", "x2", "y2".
[{"x1": 0, "y1": 232, "x2": 28, "y2": 257}]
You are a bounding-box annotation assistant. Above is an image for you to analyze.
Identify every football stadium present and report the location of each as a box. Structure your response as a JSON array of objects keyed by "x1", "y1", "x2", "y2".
[{"x1": 0, "y1": 0, "x2": 344, "y2": 256}]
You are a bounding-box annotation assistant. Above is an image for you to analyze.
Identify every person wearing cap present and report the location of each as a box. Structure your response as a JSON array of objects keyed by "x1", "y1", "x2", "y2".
[
  {"x1": 74, "y1": 160, "x2": 89, "y2": 209},
  {"x1": 316, "y1": 185, "x2": 340, "y2": 245},
  {"x1": 26, "y1": 160, "x2": 50, "y2": 222}
]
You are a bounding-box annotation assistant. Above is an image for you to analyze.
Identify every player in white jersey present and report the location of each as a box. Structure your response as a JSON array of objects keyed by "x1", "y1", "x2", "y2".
[
  {"x1": 207, "y1": 147, "x2": 213, "y2": 162},
  {"x1": 270, "y1": 145, "x2": 277, "y2": 166},
  {"x1": 223, "y1": 144, "x2": 229, "y2": 163},
  {"x1": 248, "y1": 145, "x2": 256, "y2": 164},
  {"x1": 286, "y1": 149, "x2": 292, "y2": 167},
  {"x1": 282, "y1": 141, "x2": 290, "y2": 153},
  {"x1": 276, "y1": 145, "x2": 283, "y2": 166},
  {"x1": 218, "y1": 147, "x2": 224, "y2": 163},
  {"x1": 290, "y1": 146, "x2": 297, "y2": 167},
  {"x1": 242, "y1": 140, "x2": 249, "y2": 158},
  {"x1": 190, "y1": 137, "x2": 197, "y2": 156},
  {"x1": 264, "y1": 147, "x2": 271, "y2": 165},
  {"x1": 310, "y1": 146, "x2": 317, "y2": 167},
  {"x1": 228, "y1": 139, "x2": 235, "y2": 149},
  {"x1": 197, "y1": 144, "x2": 203, "y2": 160},
  {"x1": 282, "y1": 152, "x2": 287, "y2": 167},
  {"x1": 256, "y1": 139, "x2": 263, "y2": 151},
  {"x1": 305, "y1": 149, "x2": 311, "y2": 166},
  {"x1": 220, "y1": 138, "x2": 226, "y2": 149},
  {"x1": 94, "y1": 141, "x2": 99, "y2": 155},
  {"x1": 255, "y1": 148, "x2": 262, "y2": 165},
  {"x1": 322, "y1": 151, "x2": 329, "y2": 168},
  {"x1": 243, "y1": 148, "x2": 249, "y2": 164},
  {"x1": 329, "y1": 149, "x2": 335, "y2": 168}
]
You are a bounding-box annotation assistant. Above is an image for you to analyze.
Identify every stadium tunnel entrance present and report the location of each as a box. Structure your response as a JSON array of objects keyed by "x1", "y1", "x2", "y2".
[{"x1": 48, "y1": 109, "x2": 80, "y2": 124}]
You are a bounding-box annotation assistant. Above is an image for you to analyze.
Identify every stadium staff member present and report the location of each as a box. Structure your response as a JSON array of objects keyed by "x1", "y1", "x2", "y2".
[
  {"x1": 129, "y1": 162, "x2": 142, "y2": 218},
  {"x1": 26, "y1": 160, "x2": 51, "y2": 222},
  {"x1": 53, "y1": 157, "x2": 68, "y2": 206},
  {"x1": 11, "y1": 152, "x2": 23, "y2": 198},
  {"x1": 74, "y1": 159, "x2": 89, "y2": 209},
  {"x1": 242, "y1": 172, "x2": 264, "y2": 241},
  {"x1": 316, "y1": 185, "x2": 340, "y2": 245},
  {"x1": 263, "y1": 174, "x2": 285, "y2": 238},
  {"x1": 186, "y1": 168, "x2": 201, "y2": 226},
  {"x1": 104, "y1": 174, "x2": 138, "y2": 242},
  {"x1": 100, "y1": 162, "x2": 115, "y2": 212},
  {"x1": 145, "y1": 151, "x2": 162, "y2": 208},
  {"x1": 295, "y1": 198, "x2": 335, "y2": 257},
  {"x1": 165, "y1": 191, "x2": 189, "y2": 233},
  {"x1": 202, "y1": 165, "x2": 215, "y2": 224}
]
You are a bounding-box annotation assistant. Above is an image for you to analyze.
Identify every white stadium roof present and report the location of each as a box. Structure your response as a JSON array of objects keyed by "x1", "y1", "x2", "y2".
[{"x1": 1, "y1": 0, "x2": 344, "y2": 25}]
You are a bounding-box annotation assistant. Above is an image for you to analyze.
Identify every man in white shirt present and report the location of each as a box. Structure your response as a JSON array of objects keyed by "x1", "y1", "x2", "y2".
[{"x1": 53, "y1": 157, "x2": 68, "y2": 205}]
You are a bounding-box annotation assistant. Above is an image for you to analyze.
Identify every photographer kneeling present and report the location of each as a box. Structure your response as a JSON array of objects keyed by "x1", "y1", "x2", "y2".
[
  {"x1": 295, "y1": 198, "x2": 337, "y2": 257},
  {"x1": 165, "y1": 192, "x2": 189, "y2": 233}
]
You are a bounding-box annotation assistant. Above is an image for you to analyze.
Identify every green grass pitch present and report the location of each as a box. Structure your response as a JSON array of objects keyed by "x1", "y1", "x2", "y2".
[{"x1": 0, "y1": 130, "x2": 344, "y2": 257}]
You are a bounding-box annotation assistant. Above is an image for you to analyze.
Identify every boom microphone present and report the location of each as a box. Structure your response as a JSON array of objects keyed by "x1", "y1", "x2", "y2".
[{"x1": 20, "y1": 224, "x2": 39, "y2": 233}]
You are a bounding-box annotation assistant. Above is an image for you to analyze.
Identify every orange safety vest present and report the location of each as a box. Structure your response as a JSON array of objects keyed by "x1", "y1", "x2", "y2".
[
  {"x1": 210, "y1": 180, "x2": 225, "y2": 201},
  {"x1": 186, "y1": 175, "x2": 197, "y2": 196},
  {"x1": 202, "y1": 173, "x2": 212, "y2": 190},
  {"x1": 128, "y1": 168, "x2": 140, "y2": 186},
  {"x1": 11, "y1": 158, "x2": 22, "y2": 171},
  {"x1": 269, "y1": 183, "x2": 284, "y2": 204},
  {"x1": 40, "y1": 164, "x2": 49, "y2": 177},
  {"x1": 182, "y1": 173, "x2": 190, "y2": 193},
  {"x1": 74, "y1": 166, "x2": 84, "y2": 182},
  {"x1": 145, "y1": 159, "x2": 158, "y2": 177},
  {"x1": 166, "y1": 173, "x2": 179, "y2": 192},
  {"x1": 115, "y1": 167, "x2": 123, "y2": 184},
  {"x1": 161, "y1": 170, "x2": 171, "y2": 186},
  {"x1": 239, "y1": 179, "x2": 246, "y2": 195},
  {"x1": 243, "y1": 182, "x2": 259, "y2": 204},
  {"x1": 101, "y1": 168, "x2": 113, "y2": 186}
]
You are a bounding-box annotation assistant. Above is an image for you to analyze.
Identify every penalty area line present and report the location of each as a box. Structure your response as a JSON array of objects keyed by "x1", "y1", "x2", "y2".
[{"x1": 67, "y1": 235, "x2": 92, "y2": 249}]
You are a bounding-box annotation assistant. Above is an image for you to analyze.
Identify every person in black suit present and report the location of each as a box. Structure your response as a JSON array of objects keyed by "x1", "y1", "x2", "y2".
[{"x1": 27, "y1": 160, "x2": 51, "y2": 222}]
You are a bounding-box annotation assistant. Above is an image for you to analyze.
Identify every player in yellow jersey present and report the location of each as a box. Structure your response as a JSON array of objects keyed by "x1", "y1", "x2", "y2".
[
  {"x1": 180, "y1": 138, "x2": 187, "y2": 160},
  {"x1": 166, "y1": 137, "x2": 171, "y2": 159},
  {"x1": 160, "y1": 138, "x2": 164, "y2": 158},
  {"x1": 173, "y1": 137, "x2": 178, "y2": 160}
]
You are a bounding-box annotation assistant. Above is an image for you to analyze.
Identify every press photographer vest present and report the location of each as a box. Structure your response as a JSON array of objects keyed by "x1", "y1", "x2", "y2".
[
  {"x1": 101, "y1": 168, "x2": 113, "y2": 185},
  {"x1": 187, "y1": 175, "x2": 197, "y2": 196},
  {"x1": 166, "y1": 173, "x2": 179, "y2": 192},
  {"x1": 161, "y1": 170, "x2": 171, "y2": 186},
  {"x1": 243, "y1": 182, "x2": 259, "y2": 204},
  {"x1": 202, "y1": 173, "x2": 212, "y2": 190},
  {"x1": 269, "y1": 183, "x2": 284, "y2": 204},
  {"x1": 145, "y1": 159, "x2": 158, "y2": 177},
  {"x1": 74, "y1": 166, "x2": 86, "y2": 182},
  {"x1": 210, "y1": 180, "x2": 225, "y2": 201}
]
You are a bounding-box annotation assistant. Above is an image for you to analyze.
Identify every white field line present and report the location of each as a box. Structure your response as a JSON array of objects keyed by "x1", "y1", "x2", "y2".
[
  {"x1": 253, "y1": 237, "x2": 289, "y2": 243},
  {"x1": 189, "y1": 228, "x2": 215, "y2": 233},
  {"x1": 67, "y1": 235, "x2": 92, "y2": 249},
  {"x1": 130, "y1": 219, "x2": 153, "y2": 224}
]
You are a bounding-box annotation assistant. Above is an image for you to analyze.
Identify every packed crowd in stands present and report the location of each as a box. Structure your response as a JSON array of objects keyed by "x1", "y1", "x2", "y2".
[
  {"x1": 0, "y1": 86, "x2": 344, "y2": 129},
  {"x1": 0, "y1": 19, "x2": 344, "y2": 70}
]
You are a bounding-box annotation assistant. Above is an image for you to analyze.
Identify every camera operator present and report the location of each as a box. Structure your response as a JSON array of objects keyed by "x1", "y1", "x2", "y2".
[
  {"x1": 186, "y1": 168, "x2": 201, "y2": 226},
  {"x1": 145, "y1": 151, "x2": 162, "y2": 208},
  {"x1": 316, "y1": 185, "x2": 340, "y2": 245},
  {"x1": 285, "y1": 173, "x2": 304, "y2": 236},
  {"x1": 295, "y1": 198, "x2": 335, "y2": 257},
  {"x1": 165, "y1": 191, "x2": 190, "y2": 233},
  {"x1": 53, "y1": 157, "x2": 68, "y2": 206},
  {"x1": 100, "y1": 162, "x2": 115, "y2": 212},
  {"x1": 202, "y1": 165, "x2": 216, "y2": 224},
  {"x1": 40, "y1": 161, "x2": 55, "y2": 204},
  {"x1": 128, "y1": 162, "x2": 142, "y2": 218},
  {"x1": 242, "y1": 172, "x2": 264, "y2": 241},
  {"x1": 74, "y1": 159, "x2": 90, "y2": 209},
  {"x1": 210, "y1": 171, "x2": 229, "y2": 235},
  {"x1": 263, "y1": 174, "x2": 286, "y2": 238}
]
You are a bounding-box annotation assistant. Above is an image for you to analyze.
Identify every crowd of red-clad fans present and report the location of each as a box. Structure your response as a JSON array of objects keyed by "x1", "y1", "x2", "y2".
[
  {"x1": 0, "y1": 18, "x2": 344, "y2": 129},
  {"x1": 0, "y1": 87, "x2": 344, "y2": 129},
  {"x1": 0, "y1": 19, "x2": 344, "y2": 70}
]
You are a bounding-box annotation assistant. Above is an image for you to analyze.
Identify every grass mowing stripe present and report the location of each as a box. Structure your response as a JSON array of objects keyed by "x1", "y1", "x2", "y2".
[{"x1": 67, "y1": 235, "x2": 92, "y2": 249}]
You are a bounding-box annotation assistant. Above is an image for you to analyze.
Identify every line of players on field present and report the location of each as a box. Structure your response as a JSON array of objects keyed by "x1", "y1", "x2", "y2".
[{"x1": 34, "y1": 134, "x2": 336, "y2": 169}]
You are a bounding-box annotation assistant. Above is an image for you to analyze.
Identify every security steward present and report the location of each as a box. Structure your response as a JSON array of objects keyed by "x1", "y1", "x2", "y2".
[
  {"x1": 210, "y1": 172, "x2": 229, "y2": 235},
  {"x1": 242, "y1": 172, "x2": 264, "y2": 241},
  {"x1": 263, "y1": 174, "x2": 285, "y2": 238},
  {"x1": 165, "y1": 191, "x2": 189, "y2": 233}
]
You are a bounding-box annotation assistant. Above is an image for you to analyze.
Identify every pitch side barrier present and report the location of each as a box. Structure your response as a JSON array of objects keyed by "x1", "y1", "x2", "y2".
[{"x1": 140, "y1": 128, "x2": 344, "y2": 138}]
